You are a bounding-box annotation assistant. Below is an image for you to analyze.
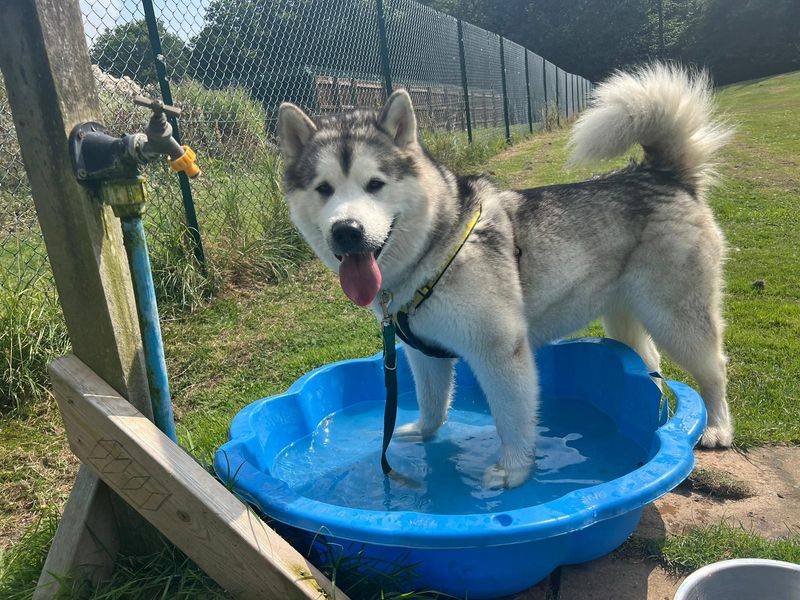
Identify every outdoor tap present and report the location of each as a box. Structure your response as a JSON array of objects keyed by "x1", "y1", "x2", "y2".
[
  {"x1": 69, "y1": 95, "x2": 200, "y2": 183},
  {"x1": 132, "y1": 95, "x2": 201, "y2": 178}
]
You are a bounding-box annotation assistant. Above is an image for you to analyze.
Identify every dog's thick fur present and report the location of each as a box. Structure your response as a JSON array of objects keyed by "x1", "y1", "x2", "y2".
[{"x1": 278, "y1": 64, "x2": 734, "y2": 489}]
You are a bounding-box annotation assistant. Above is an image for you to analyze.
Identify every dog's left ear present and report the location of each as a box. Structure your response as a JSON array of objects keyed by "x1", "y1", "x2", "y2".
[{"x1": 378, "y1": 89, "x2": 417, "y2": 148}]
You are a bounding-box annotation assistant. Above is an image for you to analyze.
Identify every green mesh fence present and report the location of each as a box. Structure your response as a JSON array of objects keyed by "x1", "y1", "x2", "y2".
[
  {"x1": 526, "y1": 51, "x2": 546, "y2": 124},
  {"x1": 384, "y1": 0, "x2": 464, "y2": 132},
  {"x1": 461, "y1": 21, "x2": 504, "y2": 135},
  {"x1": 558, "y1": 68, "x2": 568, "y2": 119},
  {"x1": 544, "y1": 60, "x2": 558, "y2": 122},
  {"x1": 1, "y1": 0, "x2": 593, "y2": 404}
]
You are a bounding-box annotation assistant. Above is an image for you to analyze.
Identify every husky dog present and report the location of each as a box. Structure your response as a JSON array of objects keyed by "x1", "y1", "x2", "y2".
[{"x1": 277, "y1": 64, "x2": 733, "y2": 489}]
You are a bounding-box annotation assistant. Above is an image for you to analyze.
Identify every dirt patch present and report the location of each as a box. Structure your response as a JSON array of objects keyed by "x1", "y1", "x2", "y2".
[{"x1": 512, "y1": 446, "x2": 800, "y2": 599}]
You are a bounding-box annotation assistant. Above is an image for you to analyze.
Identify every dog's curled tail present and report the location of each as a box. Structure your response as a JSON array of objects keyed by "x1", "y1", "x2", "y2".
[{"x1": 568, "y1": 63, "x2": 733, "y2": 193}]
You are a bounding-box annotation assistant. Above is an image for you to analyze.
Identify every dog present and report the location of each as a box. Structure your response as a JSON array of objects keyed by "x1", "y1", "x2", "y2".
[{"x1": 277, "y1": 64, "x2": 734, "y2": 489}]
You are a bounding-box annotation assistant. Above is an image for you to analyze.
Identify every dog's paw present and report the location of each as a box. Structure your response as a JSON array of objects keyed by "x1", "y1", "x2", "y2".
[
  {"x1": 482, "y1": 463, "x2": 531, "y2": 490},
  {"x1": 699, "y1": 424, "x2": 733, "y2": 448},
  {"x1": 394, "y1": 421, "x2": 437, "y2": 443}
]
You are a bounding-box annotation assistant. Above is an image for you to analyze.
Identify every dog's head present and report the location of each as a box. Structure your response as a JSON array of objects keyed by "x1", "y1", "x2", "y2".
[{"x1": 278, "y1": 90, "x2": 437, "y2": 307}]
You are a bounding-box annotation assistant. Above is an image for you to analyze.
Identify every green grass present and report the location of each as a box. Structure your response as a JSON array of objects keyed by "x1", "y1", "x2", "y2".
[
  {"x1": 2, "y1": 71, "x2": 800, "y2": 596},
  {"x1": 622, "y1": 523, "x2": 800, "y2": 575}
]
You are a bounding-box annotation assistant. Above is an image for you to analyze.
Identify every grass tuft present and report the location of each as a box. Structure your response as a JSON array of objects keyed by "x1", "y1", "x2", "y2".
[
  {"x1": 421, "y1": 127, "x2": 531, "y2": 174},
  {"x1": 0, "y1": 276, "x2": 69, "y2": 413},
  {"x1": 0, "y1": 510, "x2": 59, "y2": 599},
  {"x1": 622, "y1": 524, "x2": 800, "y2": 576}
]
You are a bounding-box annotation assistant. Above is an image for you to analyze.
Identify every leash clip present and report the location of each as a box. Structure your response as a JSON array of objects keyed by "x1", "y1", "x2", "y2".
[{"x1": 379, "y1": 290, "x2": 393, "y2": 325}]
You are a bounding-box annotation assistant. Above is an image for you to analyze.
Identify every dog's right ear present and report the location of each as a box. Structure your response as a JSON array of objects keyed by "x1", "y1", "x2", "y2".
[
  {"x1": 277, "y1": 103, "x2": 317, "y2": 162},
  {"x1": 378, "y1": 89, "x2": 417, "y2": 148}
]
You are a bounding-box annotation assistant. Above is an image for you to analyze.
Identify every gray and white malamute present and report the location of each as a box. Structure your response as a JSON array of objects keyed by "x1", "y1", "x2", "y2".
[{"x1": 277, "y1": 64, "x2": 733, "y2": 489}]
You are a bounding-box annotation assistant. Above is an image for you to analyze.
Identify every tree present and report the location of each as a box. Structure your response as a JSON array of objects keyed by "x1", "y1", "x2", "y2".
[
  {"x1": 189, "y1": 0, "x2": 381, "y2": 110},
  {"x1": 681, "y1": 0, "x2": 800, "y2": 84},
  {"x1": 418, "y1": 0, "x2": 654, "y2": 82},
  {"x1": 418, "y1": 0, "x2": 798, "y2": 85},
  {"x1": 90, "y1": 19, "x2": 190, "y2": 86}
]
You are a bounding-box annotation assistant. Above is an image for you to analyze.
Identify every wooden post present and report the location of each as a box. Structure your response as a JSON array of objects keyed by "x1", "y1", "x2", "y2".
[
  {"x1": 51, "y1": 355, "x2": 348, "y2": 600},
  {"x1": 0, "y1": 0, "x2": 159, "y2": 595}
]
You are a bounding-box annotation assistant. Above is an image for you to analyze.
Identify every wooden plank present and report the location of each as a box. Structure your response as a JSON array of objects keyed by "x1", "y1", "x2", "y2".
[
  {"x1": 51, "y1": 354, "x2": 350, "y2": 600},
  {"x1": 0, "y1": 0, "x2": 162, "y2": 593}
]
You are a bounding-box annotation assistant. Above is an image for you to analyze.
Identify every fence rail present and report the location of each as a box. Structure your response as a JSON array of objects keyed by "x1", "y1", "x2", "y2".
[{"x1": 0, "y1": 0, "x2": 592, "y2": 406}]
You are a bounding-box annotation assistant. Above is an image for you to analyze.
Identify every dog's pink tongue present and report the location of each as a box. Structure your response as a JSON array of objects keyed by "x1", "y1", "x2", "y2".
[{"x1": 339, "y1": 253, "x2": 382, "y2": 306}]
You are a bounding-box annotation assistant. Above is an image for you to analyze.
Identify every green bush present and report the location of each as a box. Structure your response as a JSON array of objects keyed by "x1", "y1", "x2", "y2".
[
  {"x1": 172, "y1": 79, "x2": 267, "y2": 162},
  {"x1": 191, "y1": 151, "x2": 311, "y2": 287},
  {"x1": 421, "y1": 128, "x2": 510, "y2": 173}
]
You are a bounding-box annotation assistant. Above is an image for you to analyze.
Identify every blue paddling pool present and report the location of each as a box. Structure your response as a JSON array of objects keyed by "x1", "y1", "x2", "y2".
[{"x1": 215, "y1": 338, "x2": 706, "y2": 598}]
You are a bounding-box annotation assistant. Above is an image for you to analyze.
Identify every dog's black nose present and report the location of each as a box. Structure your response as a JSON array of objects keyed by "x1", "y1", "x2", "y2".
[{"x1": 331, "y1": 219, "x2": 366, "y2": 254}]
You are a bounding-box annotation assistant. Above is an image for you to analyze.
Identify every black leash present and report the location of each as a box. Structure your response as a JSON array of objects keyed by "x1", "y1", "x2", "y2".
[
  {"x1": 377, "y1": 207, "x2": 482, "y2": 476},
  {"x1": 380, "y1": 291, "x2": 398, "y2": 475}
]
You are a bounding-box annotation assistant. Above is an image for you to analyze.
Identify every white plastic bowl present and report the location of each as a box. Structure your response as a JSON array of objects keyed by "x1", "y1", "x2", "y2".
[{"x1": 674, "y1": 558, "x2": 800, "y2": 600}]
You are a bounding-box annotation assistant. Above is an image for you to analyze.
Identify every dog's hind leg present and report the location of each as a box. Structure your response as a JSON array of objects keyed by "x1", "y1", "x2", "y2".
[
  {"x1": 602, "y1": 309, "x2": 662, "y2": 374},
  {"x1": 633, "y1": 296, "x2": 732, "y2": 448},
  {"x1": 395, "y1": 347, "x2": 456, "y2": 442}
]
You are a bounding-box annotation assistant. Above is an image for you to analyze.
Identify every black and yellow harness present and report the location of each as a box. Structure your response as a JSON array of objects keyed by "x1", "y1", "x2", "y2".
[{"x1": 379, "y1": 205, "x2": 481, "y2": 475}]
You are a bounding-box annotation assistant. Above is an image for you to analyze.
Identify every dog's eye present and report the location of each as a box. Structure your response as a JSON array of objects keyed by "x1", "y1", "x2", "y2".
[
  {"x1": 315, "y1": 182, "x2": 334, "y2": 197},
  {"x1": 366, "y1": 178, "x2": 386, "y2": 193}
]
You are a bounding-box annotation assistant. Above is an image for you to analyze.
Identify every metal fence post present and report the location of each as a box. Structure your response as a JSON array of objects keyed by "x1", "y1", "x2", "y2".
[
  {"x1": 141, "y1": 0, "x2": 207, "y2": 274},
  {"x1": 499, "y1": 37, "x2": 511, "y2": 144},
  {"x1": 457, "y1": 19, "x2": 473, "y2": 144},
  {"x1": 555, "y1": 66, "x2": 561, "y2": 126},
  {"x1": 524, "y1": 51, "x2": 533, "y2": 134},
  {"x1": 376, "y1": 0, "x2": 394, "y2": 97}
]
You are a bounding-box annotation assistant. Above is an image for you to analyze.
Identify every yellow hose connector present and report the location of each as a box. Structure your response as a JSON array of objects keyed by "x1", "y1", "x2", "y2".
[{"x1": 168, "y1": 145, "x2": 201, "y2": 178}]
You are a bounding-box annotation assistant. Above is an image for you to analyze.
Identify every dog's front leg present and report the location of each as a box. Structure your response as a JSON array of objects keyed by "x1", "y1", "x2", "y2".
[
  {"x1": 395, "y1": 346, "x2": 456, "y2": 442},
  {"x1": 466, "y1": 335, "x2": 539, "y2": 489}
]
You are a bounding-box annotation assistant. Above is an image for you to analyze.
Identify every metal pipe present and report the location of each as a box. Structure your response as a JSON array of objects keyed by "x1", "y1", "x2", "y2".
[
  {"x1": 457, "y1": 19, "x2": 473, "y2": 144},
  {"x1": 499, "y1": 36, "x2": 511, "y2": 143},
  {"x1": 119, "y1": 212, "x2": 177, "y2": 442},
  {"x1": 376, "y1": 0, "x2": 394, "y2": 97},
  {"x1": 524, "y1": 50, "x2": 533, "y2": 133},
  {"x1": 140, "y1": 0, "x2": 207, "y2": 274}
]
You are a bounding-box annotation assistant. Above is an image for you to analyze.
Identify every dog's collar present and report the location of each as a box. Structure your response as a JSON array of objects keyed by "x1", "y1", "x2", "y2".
[{"x1": 379, "y1": 204, "x2": 482, "y2": 359}]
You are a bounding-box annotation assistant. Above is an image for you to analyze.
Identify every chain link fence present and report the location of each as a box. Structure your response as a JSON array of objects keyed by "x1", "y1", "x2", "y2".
[{"x1": 0, "y1": 0, "x2": 592, "y2": 407}]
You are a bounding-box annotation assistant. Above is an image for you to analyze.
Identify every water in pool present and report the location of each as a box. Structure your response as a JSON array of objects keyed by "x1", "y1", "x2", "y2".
[{"x1": 271, "y1": 390, "x2": 649, "y2": 514}]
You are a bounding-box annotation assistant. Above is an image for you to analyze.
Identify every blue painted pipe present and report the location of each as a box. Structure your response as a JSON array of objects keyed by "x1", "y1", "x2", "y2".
[{"x1": 120, "y1": 215, "x2": 177, "y2": 442}]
